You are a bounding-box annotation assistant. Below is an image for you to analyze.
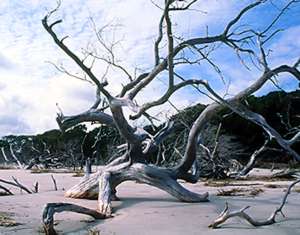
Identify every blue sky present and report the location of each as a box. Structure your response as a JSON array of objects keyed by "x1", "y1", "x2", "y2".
[{"x1": 0, "y1": 0, "x2": 299, "y2": 136}]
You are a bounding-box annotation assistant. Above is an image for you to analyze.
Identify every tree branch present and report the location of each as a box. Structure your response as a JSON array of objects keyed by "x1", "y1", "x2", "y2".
[
  {"x1": 175, "y1": 62, "x2": 300, "y2": 174},
  {"x1": 42, "y1": 203, "x2": 106, "y2": 235},
  {"x1": 209, "y1": 179, "x2": 300, "y2": 228},
  {"x1": 42, "y1": 11, "x2": 112, "y2": 100}
]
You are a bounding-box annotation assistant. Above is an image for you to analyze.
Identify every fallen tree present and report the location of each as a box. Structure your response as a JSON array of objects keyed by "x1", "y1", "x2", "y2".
[{"x1": 41, "y1": 0, "x2": 300, "y2": 232}]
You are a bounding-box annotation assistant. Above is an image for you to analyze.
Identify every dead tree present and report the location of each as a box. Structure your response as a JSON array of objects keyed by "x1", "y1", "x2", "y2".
[{"x1": 41, "y1": 0, "x2": 300, "y2": 224}]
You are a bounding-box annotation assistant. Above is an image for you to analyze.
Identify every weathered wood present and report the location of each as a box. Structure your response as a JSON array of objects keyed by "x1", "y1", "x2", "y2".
[
  {"x1": 51, "y1": 175, "x2": 57, "y2": 191},
  {"x1": 9, "y1": 144, "x2": 24, "y2": 169},
  {"x1": 0, "y1": 185, "x2": 13, "y2": 195},
  {"x1": 97, "y1": 171, "x2": 112, "y2": 215},
  {"x1": 40, "y1": 1, "x2": 300, "y2": 233},
  {"x1": 229, "y1": 139, "x2": 270, "y2": 177},
  {"x1": 65, "y1": 163, "x2": 209, "y2": 211},
  {"x1": 0, "y1": 178, "x2": 32, "y2": 194},
  {"x1": 64, "y1": 171, "x2": 101, "y2": 199},
  {"x1": 1, "y1": 147, "x2": 9, "y2": 162},
  {"x1": 84, "y1": 158, "x2": 92, "y2": 178},
  {"x1": 42, "y1": 203, "x2": 106, "y2": 235},
  {"x1": 33, "y1": 181, "x2": 39, "y2": 193},
  {"x1": 209, "y1": 179, "x2": 300, "y2": 228}
]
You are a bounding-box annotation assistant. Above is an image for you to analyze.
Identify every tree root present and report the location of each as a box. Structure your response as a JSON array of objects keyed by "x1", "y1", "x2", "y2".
[{"x1": 209, "y1": 179, "x2": 300, "y2": 228}]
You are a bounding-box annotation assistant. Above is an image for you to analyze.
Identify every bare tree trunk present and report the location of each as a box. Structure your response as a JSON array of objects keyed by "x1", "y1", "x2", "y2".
[
  {"x1": 1, "y1": 147, "x2": 9, "y2": 162},
  {"x1": 9, "y1": 144, "x2": 23, "y2": 169},
  {"x1": 85, "y1": 157, "x2": 92, "y2": 178}
]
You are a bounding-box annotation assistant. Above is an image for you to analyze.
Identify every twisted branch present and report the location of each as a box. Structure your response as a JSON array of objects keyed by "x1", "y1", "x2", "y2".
[{"x1": 209, "y1": 179, "x2": 300, "y2": 228}]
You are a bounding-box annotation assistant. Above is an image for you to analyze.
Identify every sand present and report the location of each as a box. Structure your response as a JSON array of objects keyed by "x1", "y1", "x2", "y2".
[{"x1": 0, "y1": 169, "x2": 299, "y2": 235}]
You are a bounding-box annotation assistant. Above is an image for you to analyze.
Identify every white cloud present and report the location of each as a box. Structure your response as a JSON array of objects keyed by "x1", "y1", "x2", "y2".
[
  {"x1": 0, "y1": 68, "x2": 95, "y2": 135},
  {"x1": 268, "y1": 25, "x2": 300, "y2": 67}
]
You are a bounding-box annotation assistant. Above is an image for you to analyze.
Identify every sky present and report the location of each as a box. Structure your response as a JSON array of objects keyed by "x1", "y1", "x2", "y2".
[{"x1": 0, "y1": 0, "x2": 299, "y2": 137}]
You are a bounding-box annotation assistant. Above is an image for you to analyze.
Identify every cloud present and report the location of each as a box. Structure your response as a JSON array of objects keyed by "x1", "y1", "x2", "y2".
[
  {"x1": 0, "y1": 69, "x2": 95, "y2": 136},
  {"x1": 0, "y1": 114, "x2": 31, "y2": 135},
  {"x1": 0, "y1": 53, "x2": 14, "y2": 69},
  {"x1": 269, "y1": 25, "x2": 300, "y2": 67}
]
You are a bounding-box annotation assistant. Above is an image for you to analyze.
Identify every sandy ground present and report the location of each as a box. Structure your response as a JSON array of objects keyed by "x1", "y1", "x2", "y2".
[{"x1": 0, "y1": 169, "x2": 300, "y2": 235}]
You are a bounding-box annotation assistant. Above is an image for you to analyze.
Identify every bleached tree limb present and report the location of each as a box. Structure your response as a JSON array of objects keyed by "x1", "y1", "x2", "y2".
[
  {"x1": 175, "y1": 61, "x2": 300, "y2": 176},
  {"x1": 1, "y1": 147, "x2": 9, "y2": 162},
  {"x1": 51, "y1": 175, "x2": 58, "y2": 191},
  {"x1": 229, "y1": 138, "x2": 270, "y2": 177},
  {"x1": 126, "y1": 0, "x2": 265, "y2": 100},
  {"x1": 131, "y1": 79, "x2": 208, "y2": 119},
  {"x1": 56, "y1": 109, "x2": 114, "y2": 132},
  {"x1": 287, "y1": 132, "x2": 300, "y2": 145},
  {"x1": 12, "y1": 176, "x2": 34, "y2": 194},
  {"x1": 165, "y1": 0, "x2": 175, "y2": 88},
  {"x1": 209, "y1": 179, "x2": 300, "y2": 228},
  {"x1": 154, "y1": 10, "x2": 165, "y2": 66},
  {"x1": 42, "y1": 203, "x2": 106, "y2": 235},
  {"x1": 42, "y1": 15, "x2": 112, "y2": 99},
  {"x1": 0, "y1": 185, "x2": 13, "y2": 195},
  {"x1": 89, "y1": 18, "x2": 133, "y2": 82},
  {"x1": 0, "y1": 178, "x2": 32, "y2": 194},
  {"x1": 9, "y1": 144, "x2": 23, "y2": 169}
]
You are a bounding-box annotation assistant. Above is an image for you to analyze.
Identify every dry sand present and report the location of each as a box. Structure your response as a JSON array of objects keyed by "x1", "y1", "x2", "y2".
[{"x1": 0, "y1": 169, "x2": 299, "y2": 235}]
